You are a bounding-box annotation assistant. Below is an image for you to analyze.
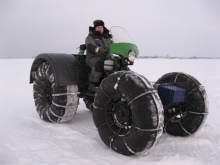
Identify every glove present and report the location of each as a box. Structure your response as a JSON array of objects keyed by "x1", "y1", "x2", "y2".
[{"x1": 98, "y1": 47, "x2": 109, "y2": 56}]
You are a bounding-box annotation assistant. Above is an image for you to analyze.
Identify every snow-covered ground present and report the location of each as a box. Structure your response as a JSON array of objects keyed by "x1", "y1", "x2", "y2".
[{"x1": 0, "y1": 58, "x2": 219, "y2": 165}]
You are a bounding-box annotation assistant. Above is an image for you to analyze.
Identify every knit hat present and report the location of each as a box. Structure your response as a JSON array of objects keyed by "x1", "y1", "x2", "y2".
[{"x1": 93, "y1": 20, "x2": 105, "y2": 28}]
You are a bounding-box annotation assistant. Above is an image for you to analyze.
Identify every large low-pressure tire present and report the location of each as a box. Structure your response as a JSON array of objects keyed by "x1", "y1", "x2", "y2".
[
  {"x1": 33, "y1": 62, "x2": 79, "y2": 122},
  {"x1": 93, "y1": 71, "x2": 164, "y2": 155},
  {"x1": 155, "y1": 72, "x2": 208, "y2": 136}
]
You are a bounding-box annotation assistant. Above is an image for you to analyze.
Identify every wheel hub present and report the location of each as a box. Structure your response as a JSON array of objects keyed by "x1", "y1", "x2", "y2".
[
  {"x1": 165, "y1": 103, "x2": 186, "y2": 122},
  {"x1": 113, "y1": 103, "x2": 131, "y2": 128},
  {"x1": 46, "y1": 83, "x2": 52, "y2": 104},
  {"x1": 105, "y1": 97, "x2": 132, "y2": 136}
]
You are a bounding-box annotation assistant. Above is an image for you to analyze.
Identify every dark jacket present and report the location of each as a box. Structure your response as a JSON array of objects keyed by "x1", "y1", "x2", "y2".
[{"x1": 85, "y1": 26, "x2": 112, "y2": 64}]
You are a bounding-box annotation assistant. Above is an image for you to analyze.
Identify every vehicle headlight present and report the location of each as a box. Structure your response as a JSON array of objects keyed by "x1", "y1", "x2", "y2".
[{"x1": 128, "y1": 51, "x2": 135, "y2": 62}]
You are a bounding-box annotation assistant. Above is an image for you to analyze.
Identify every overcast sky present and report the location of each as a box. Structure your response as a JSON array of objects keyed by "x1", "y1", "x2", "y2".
[{"x1": 0, "y1": 0, "x2": 220, "y2": 58}]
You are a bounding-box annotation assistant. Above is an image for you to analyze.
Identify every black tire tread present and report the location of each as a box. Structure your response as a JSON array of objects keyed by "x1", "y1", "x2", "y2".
[
  {"x1": 155, "y1": 72, "x2": 208, "y2": 136},
  {"x1": 33, "y1": 62, "x2": 79, "y2": 122},
  {"x1": 93, "y1": 71, "x2": 164, "y2": 155}
]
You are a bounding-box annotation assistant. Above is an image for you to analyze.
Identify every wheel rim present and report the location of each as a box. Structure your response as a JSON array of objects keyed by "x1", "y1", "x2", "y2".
[{"x1": 105, "y1": 97, "x2": 132, "y2": 136}]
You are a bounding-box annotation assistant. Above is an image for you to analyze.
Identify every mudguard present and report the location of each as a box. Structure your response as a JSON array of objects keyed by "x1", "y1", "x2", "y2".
[{"x1": 30, "y1": 53, "x2": 85, "y2": 86}]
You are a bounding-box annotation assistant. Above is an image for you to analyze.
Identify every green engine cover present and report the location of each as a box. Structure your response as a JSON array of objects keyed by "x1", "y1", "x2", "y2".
[{"x1": 109, "y1": 43, "x2": 139, "y2": 57}]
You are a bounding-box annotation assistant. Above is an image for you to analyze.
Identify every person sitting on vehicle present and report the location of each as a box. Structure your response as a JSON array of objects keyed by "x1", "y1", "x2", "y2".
[{"x1": 85, "y1": 19, "x2": 112, "y2": 91}]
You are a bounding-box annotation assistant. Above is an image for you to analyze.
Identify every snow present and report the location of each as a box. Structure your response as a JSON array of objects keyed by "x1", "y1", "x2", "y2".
[{"x1": 0, "y1": 58, "x2": 220, "y2": 165}]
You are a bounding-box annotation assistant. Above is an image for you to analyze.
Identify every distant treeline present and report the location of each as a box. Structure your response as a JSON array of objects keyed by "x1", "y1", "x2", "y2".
[
  {"x1": 1, "y1": 56, "x2": 220, "y2": 59},
  {"x1": 137, "y1": 56, "x2": 220, "y2": 59}
]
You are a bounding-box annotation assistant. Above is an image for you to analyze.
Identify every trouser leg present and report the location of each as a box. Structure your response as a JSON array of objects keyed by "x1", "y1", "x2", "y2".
[
  {"x1": 90, "y1": 68, "x2": 103, "y2": 83},
  {"x1": 90, "y1": 60, "x2": 104, "y2": 83}
]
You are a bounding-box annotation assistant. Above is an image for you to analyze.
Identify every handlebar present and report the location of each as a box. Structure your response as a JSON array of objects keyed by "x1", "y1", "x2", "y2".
[{"x1": 108, "y1": 53, "x2": 121, "y2": 60}]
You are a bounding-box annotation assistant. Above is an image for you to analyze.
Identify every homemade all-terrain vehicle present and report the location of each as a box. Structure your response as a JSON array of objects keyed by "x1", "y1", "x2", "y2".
[{"x1": 30, "y1": 26, "x2": 208, "y2": 155}]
